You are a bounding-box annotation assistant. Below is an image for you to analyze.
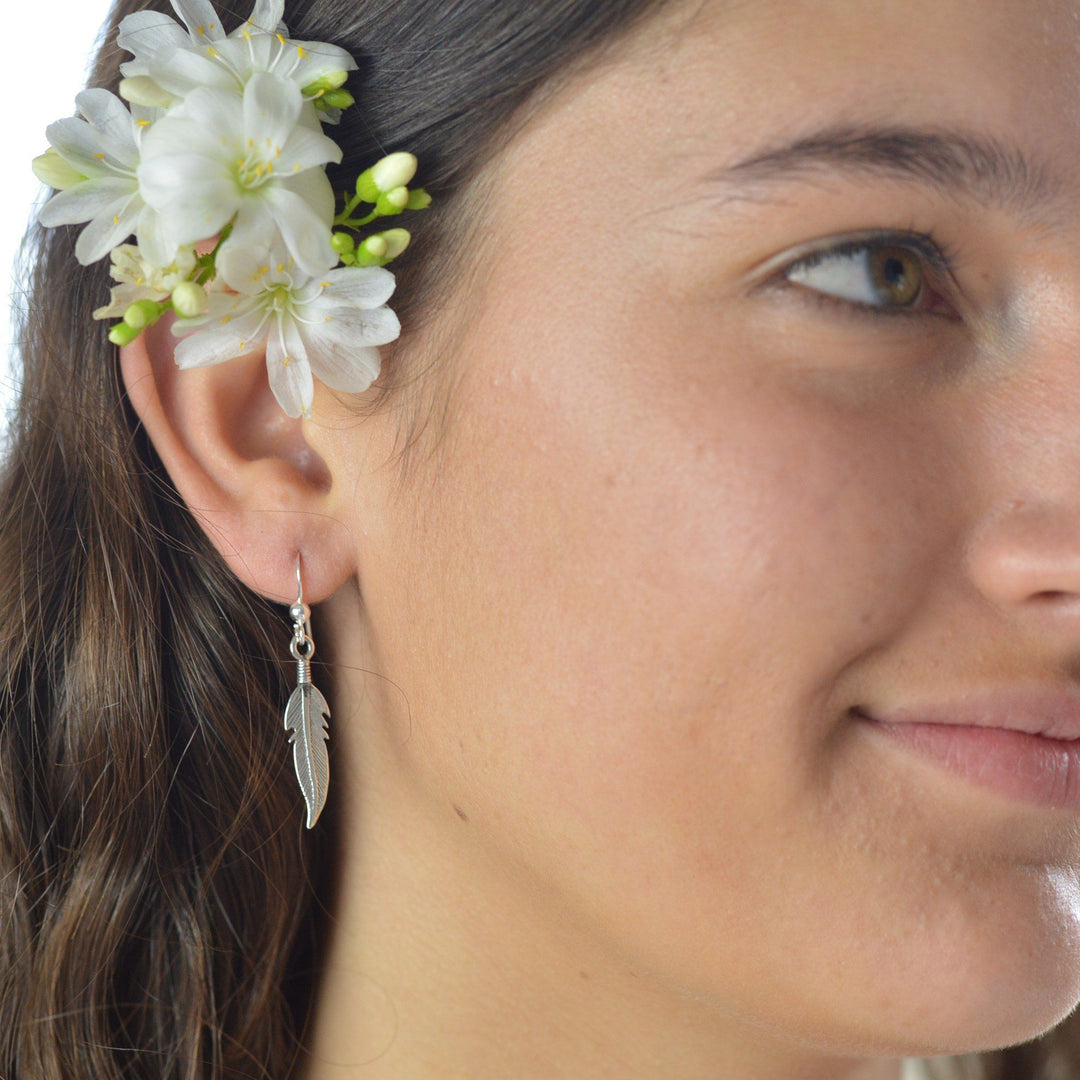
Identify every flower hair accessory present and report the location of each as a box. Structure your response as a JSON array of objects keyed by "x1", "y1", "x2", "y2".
[{"x1": 33, "y1": 0, "x2": 430, "y2": 418}]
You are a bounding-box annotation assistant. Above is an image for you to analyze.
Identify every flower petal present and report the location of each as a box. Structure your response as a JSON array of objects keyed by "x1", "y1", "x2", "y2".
[
  {"x1": 139, "y1": 166, "x2": 238, "y2": 244},
  {"x1": 280, "y1": 166, "x2": 334, "y2": 223},
  {"x1": 266, "y1": 322, "x2": 314, "y2": 417},
  {"x1": 278, "y1": 120, "x2": 342, "y2": 174},
  {"x1": 262, "y1": 184, "x2": 336, "y2": 277},
  {"x1": 134, "y1": 47, "x2": 239, "y2": 96},
  {"x1": 46, "y1": 117, "x2": 121, "y2": 178},
  {"x1": 117, "y1": 10, "x2": 189, "y2": 61},
  {"x1": 173, "y1": 302, "x2": 269, "y2": 368},
  {"x1": 159, "y1": 86, "x2": 243, "y2": 145},
  {"x1": 288, "y1": 39, "x2": 358, "y2": 80},
  {"x1": 134, "y1": 205, "x2": 181, "y2": 268},
  {"x1": 318, "y1": 265, "x2": 397, "y2": 309},
  {"x1": 38, "y1": 177, "x2": 134, "y2": 227},
  {"x1": 305, "y1": 335, "x2": 384, "y2": 393},
  {"x1": 240, "y1": 0, "x2": 285, "y2": 34},
  {"x1": 243, "y1": 71, "x2": 302, "y2": 152},
  {"x1": 319, "y1": 302, "x2": 401, "y2": 347},
  {"x1": 169, "y1": 0, "x2": 226, "y2": 41},
  {"x1": 73, "y1": 197, "x2": 143, "y2": 265},
  {"x1": 300, "y1": 305, "x2": 395, "y2": 392},
  {"x1": 93, "y1": 280, "x2": 170, "y2": 319},
  {"x1": 74, "y1": 90, "x2": 139, "y2": 169},
  {"x1": 215, "y1": 236, "x2": 277, "y2": 294}
]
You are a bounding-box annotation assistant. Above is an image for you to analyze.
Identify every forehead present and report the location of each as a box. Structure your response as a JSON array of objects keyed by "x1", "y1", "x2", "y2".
[{"x1": 515, "y1": 0, "x2": 1080, "y2": 198}]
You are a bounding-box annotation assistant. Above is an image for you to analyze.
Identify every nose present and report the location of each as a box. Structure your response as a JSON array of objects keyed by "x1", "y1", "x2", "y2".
[
  {"x1": 967, "y1": 500, "x2": 1080, "y2": 616},
  {"x1": 964, "y1": 275, "x2": 1080, "y2": 623}
]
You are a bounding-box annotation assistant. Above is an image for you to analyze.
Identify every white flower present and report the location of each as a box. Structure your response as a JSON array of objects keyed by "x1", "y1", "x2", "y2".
[
  {"x1": 91, "y1": 243, "x2": 198, "y2": 319},
  {"x1": 117, "y1": 0, "x2": 355, "y2": 110},
  {"x1": 37, "y1": 90, "x2": 171, "y2": 266},
  {"x1": 173, "y1": 243, "x2": 401, "y2": 418},
  {"x1": 137, "y1": 72, "x2": 341, "y2": 277}
]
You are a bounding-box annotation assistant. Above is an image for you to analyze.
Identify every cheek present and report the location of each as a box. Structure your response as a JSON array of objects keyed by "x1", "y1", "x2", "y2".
[{"x1": 378, "y1": 283, "x2": 956, "y2": 906}]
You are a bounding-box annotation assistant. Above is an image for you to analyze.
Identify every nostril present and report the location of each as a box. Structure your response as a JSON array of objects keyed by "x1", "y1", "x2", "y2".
[{"x1": 1028, "y1": 590, "x2": 1080, "y2": 607}]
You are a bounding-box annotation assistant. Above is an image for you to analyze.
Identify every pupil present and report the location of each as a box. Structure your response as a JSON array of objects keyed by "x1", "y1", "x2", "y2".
[
  {"x1": 871, "y1": 247, "x2": 922, "y2": 305},
  {"x1": 882, "y1": 257, "x2": 906, "y2": 287}
]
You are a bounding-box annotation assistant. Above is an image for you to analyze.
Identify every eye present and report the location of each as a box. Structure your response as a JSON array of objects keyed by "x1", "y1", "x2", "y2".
[{"x1": 782, "y1": 235, "x2": 954, "y2": 316}]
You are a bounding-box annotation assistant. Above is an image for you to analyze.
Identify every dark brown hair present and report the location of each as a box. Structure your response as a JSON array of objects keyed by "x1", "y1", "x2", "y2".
[
  {"x1": 1, "y1": 1, "x2": 1077, "y2": 1078},
  {"x1": 0, "y1": 2, "x2": 670, "y2": 1076}
]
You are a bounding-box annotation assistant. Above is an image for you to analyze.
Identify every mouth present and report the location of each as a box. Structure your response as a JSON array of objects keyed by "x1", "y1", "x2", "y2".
[{"x1": 853, "y1": 688, "x2": 1080, "y2": 812}]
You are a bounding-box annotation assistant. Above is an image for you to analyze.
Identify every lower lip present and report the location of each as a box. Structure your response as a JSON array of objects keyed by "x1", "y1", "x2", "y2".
[{"x1": 861, "y1": 715, "x2": 1080, "y2": 811}]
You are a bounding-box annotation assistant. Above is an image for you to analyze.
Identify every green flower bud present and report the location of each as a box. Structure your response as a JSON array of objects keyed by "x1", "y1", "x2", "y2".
[
  {"x1": 118, "y1": 76, "x2": 176, "y2": 110},
  {"x1": 355, "y1": 168, "x2": 379, "y2": 204},
  {"x1": 108, "y1": 321, "x2": 142, "y2": 347},
  {"x1": 353, "y1": 234, "x2": 389, "y2": 267},
  {"x1": 376, "y1": 186, "x2": 410, "y2": 216},
  {"x1": 406, "y1": 188, "x2": 432, "y2": 211},
  {"x1": 356, "y1": 153, "x2": 419, "y2": 204},
  {"x1": 123, "y1": 299, "x2": 164, "y2": 330},
  {"x1": 31, "y1": 149, "x2": 86, "y2": 191},
  {"x1": 321, "y1": 88, "x2": 355, "y2": 110},
  {"x1": 171, "y1": 281, "x2": 209, "y2": 318},
  {"x1": 363, "y1": 235, "x2": 389, "y2": 258},
  {"x1": 302, "y1": 70, "x2": 349, "y2": 96},
  {"x1": 371, "y1": 152, "x2": 418, "y2": 192},
  {"x1": 331, "y1": 231, "x2": 356, "y2": 255},
  {"x1": 379, "y1": 228, "x2": 411, "y2": 261}
]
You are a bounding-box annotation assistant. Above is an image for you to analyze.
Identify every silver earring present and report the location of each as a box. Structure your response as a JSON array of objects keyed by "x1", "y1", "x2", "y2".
[{"x1": 284, "y1": 555, "x2": 331, "y2": 829}]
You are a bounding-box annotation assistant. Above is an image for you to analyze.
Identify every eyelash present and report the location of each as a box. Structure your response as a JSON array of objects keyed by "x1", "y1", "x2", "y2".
[{"x1": 774, "y1": 231, "x2": 960, "y2": 321}]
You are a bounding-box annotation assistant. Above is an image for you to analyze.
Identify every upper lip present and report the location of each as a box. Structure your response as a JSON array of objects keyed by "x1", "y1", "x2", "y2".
[{"x1": 858, "y1": 685, "x2": 1080, "y2": 742}]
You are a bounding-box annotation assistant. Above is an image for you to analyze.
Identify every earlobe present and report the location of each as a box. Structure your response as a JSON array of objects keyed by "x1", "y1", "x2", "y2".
[{"x1": 119, "y1": 314, "x2": 356, "y2": 603}]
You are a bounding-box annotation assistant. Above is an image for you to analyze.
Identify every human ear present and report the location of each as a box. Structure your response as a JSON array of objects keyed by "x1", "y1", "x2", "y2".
[{"x1": 119, "y1": 314, "x2": 357, "y2": 604}]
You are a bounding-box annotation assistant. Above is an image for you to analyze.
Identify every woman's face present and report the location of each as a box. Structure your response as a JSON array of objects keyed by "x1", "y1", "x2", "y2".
[{"x1": 318, "y1": 0, "x2": 1080, "y2": 1060}]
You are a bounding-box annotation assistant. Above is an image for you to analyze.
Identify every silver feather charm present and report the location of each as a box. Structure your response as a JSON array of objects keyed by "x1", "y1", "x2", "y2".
[
  {"x1": 285, "y1": 558, "x2": 330, "y2": 829},
  {"x1": 284, "y1": 665, "x2": 330, "y2": 829}
]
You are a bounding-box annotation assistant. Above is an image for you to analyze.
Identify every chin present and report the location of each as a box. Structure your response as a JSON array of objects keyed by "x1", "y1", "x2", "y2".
[{"x1": 877, "y1": 870, "x2": 1080, "y2": 1057}]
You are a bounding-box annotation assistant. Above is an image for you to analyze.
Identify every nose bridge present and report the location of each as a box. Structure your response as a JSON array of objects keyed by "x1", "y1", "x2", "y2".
[
  {"x1": 961, "y1": 252, "x2": 1080, "y2": 615},
  {"x1": 985, "y1": 254, "x2": 1080, "y2": 490}
]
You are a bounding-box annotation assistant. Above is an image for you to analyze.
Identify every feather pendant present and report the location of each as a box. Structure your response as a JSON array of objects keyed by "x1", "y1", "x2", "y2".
[{"x1": 284, "y1": 680, "x2": 331, "y2": 829}]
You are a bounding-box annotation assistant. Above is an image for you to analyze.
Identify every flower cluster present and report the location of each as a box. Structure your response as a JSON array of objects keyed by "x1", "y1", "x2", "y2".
[{"x1": 33, "y1": 0, "x2": 430, "y2": 418}]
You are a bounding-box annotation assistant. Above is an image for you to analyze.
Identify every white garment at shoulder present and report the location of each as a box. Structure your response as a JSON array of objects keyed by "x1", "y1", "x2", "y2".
[{"x1": 900, "y1": 1060, "x2": 933, "y2": 1080}]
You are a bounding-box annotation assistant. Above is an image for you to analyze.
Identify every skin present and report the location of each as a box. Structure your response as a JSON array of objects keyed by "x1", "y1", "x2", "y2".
[{"x1": 122, "y1": 0, "x2": 1080, "y2": 1076}]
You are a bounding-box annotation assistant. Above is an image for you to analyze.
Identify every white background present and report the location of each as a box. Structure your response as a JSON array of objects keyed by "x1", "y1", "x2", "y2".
[{"x1": 2, "y1": 1, "x2": 115, "y2": 429}]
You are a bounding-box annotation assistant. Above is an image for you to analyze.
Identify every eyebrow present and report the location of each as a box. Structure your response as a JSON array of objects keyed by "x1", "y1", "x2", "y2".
[{"x1": 704, "y1": 124, "x2": 1059, "y2": 213}]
